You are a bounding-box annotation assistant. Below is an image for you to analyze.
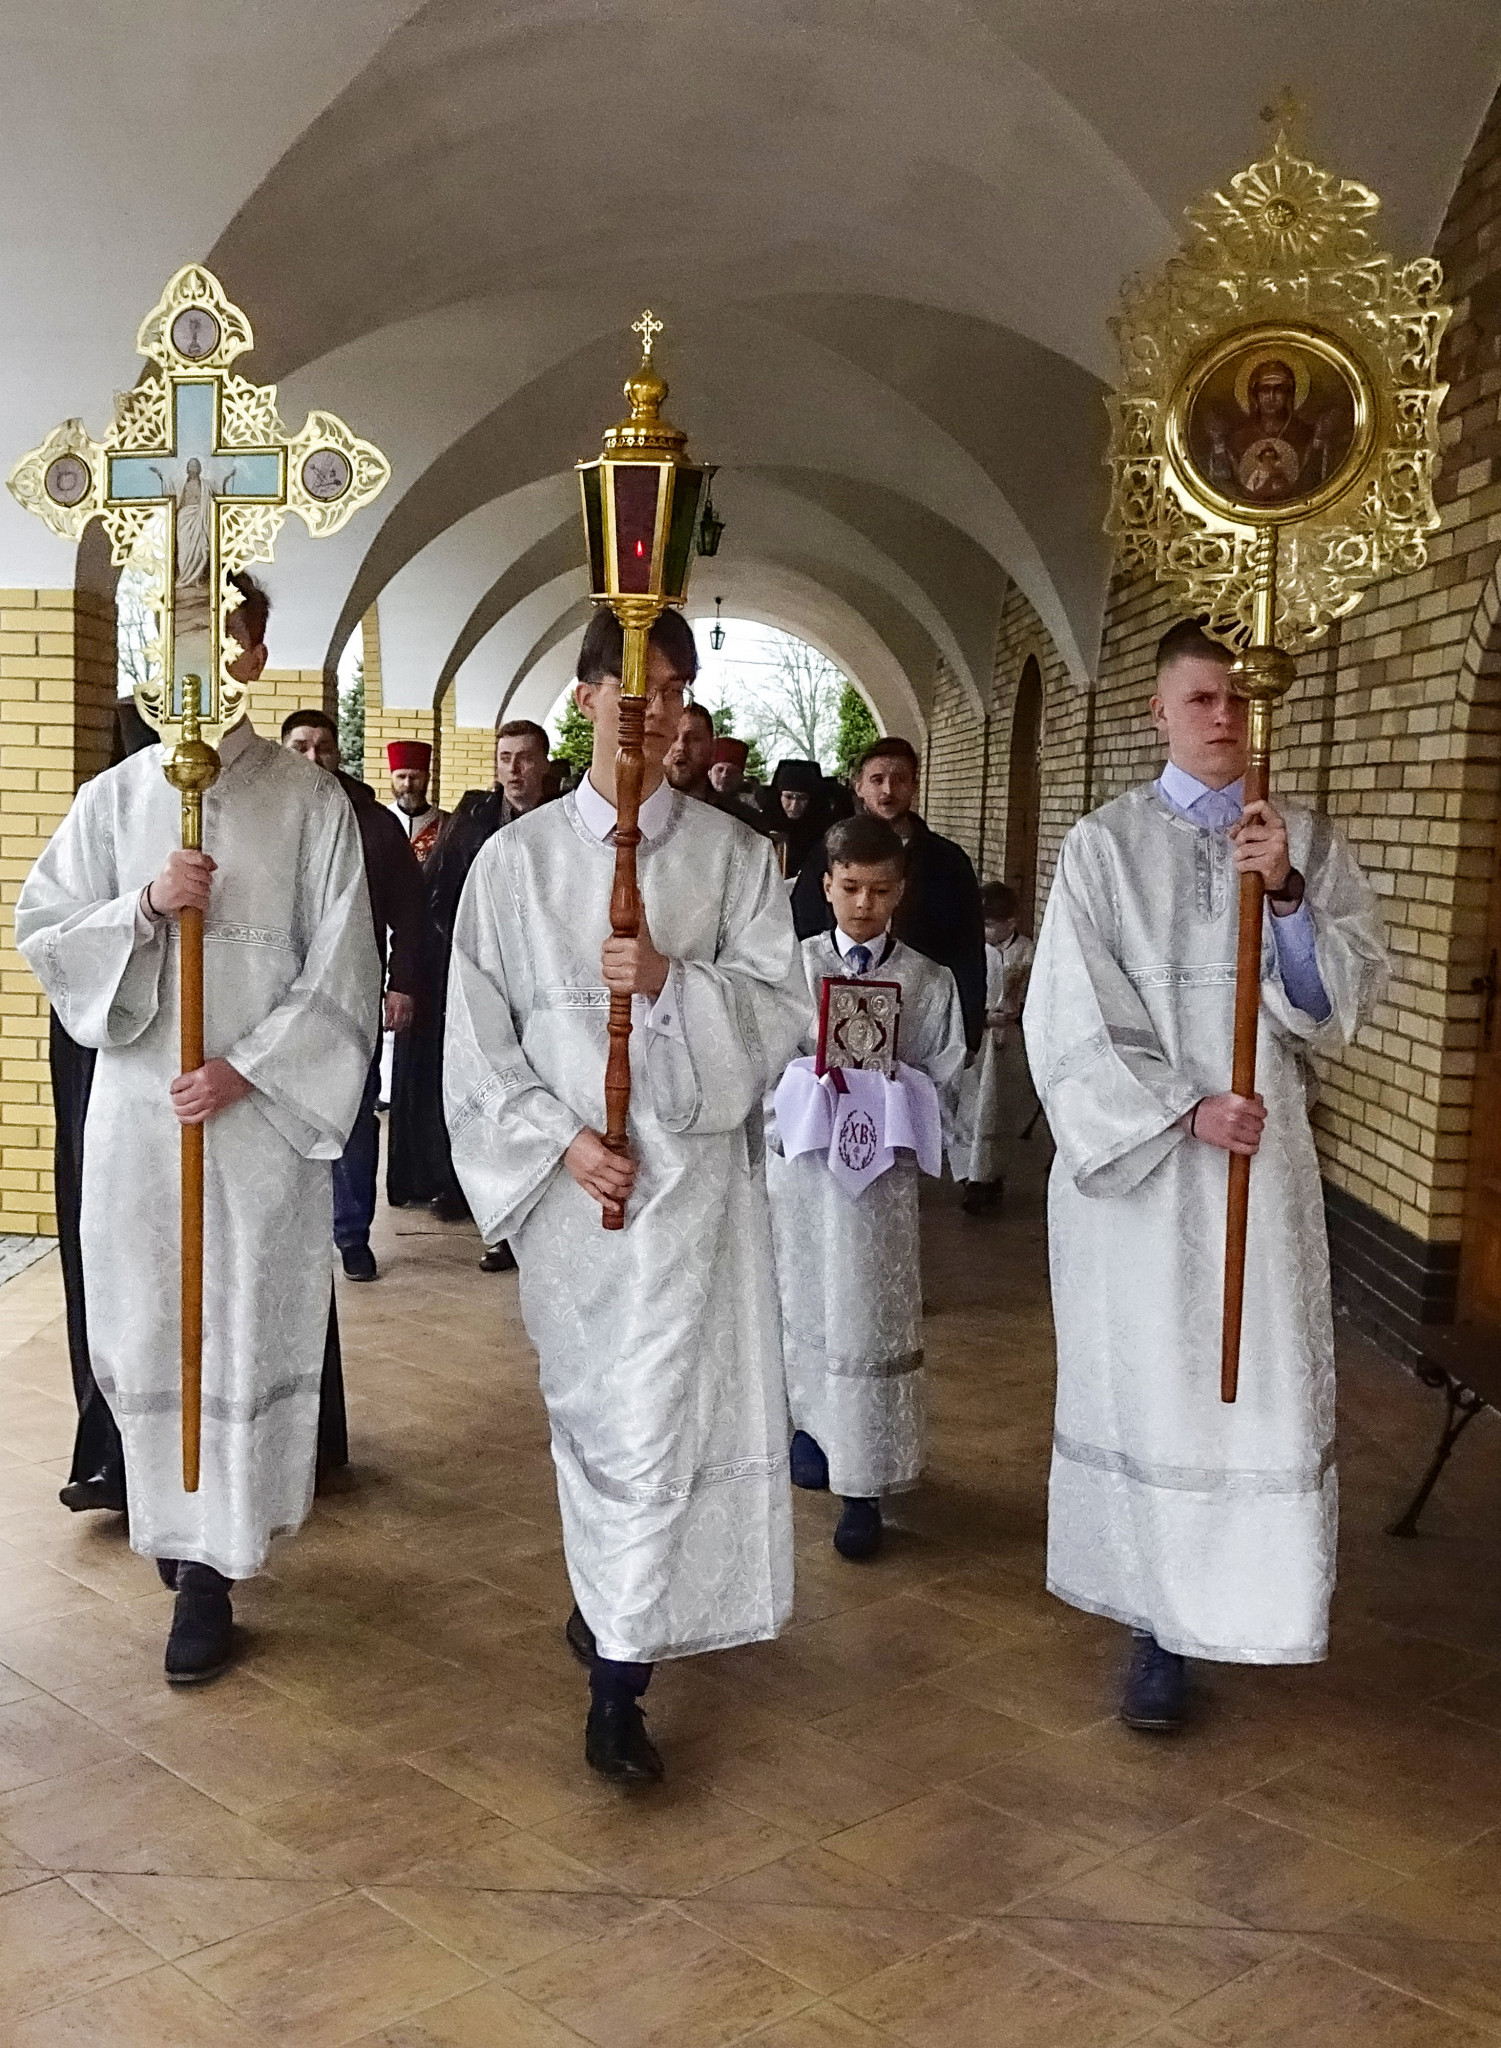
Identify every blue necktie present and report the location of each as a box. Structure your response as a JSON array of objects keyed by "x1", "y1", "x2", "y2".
[{"x1": 847, "y1": 943, "x2": 872, "y2": 976}]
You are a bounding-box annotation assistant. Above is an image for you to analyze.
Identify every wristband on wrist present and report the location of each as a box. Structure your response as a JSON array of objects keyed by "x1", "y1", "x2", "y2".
[
  {"x1": 144, "y1": 881, "x2": 159, "y2": 918},
  {"x1": 1188, "y1": 1100, "x2": 1201, "y2": 1137}
]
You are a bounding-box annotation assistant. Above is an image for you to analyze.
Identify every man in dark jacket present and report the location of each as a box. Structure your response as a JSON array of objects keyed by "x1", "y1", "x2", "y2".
[
  {"x1": 386, "y1": 718, "x2": 553, "y2": 1267},
  {"x1": 791, "y1": 736, "x2": 987, "y2": 1050},
  {"x1": 282, "y1": 709, "x2": 424, "y2": 1281}
]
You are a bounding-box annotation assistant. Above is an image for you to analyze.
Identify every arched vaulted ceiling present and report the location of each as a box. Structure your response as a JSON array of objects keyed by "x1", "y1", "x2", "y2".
[{"x1": 2, "y1": 1, "x2": 1498, "y2": 738}]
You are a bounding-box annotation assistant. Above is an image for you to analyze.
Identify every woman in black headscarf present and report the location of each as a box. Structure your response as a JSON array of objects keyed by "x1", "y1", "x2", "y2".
[{"x1": 762, "y1": 758, "x2": 832, "y2": 880}]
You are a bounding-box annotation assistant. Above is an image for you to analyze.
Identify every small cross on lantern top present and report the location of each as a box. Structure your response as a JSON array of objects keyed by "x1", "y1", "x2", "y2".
[{"x1": 632, "y1": 308, "x2": 664, "y2": 361}]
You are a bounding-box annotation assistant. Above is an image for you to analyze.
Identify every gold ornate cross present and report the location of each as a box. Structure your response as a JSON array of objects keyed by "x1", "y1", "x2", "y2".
[
  {"x1": 632, "y1": 308, "x2": 664, "y2": 360},
  {"x1": 9, "y1": 263, "x2": 390, "y2": 743}
]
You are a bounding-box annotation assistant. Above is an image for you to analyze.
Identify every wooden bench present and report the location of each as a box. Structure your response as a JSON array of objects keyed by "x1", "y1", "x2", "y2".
[{"x1": 1388, "y1": 1321, "x2": 1501, "y2": 1537}]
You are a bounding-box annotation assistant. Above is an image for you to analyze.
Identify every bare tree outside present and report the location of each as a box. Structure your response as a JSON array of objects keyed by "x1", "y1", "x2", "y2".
[
  {"x1": 695, "y1": 623, "x2": 854, "y2": 772},
  {"x1": 116, "y1": 565, "x2": 163, "y2": 701}
]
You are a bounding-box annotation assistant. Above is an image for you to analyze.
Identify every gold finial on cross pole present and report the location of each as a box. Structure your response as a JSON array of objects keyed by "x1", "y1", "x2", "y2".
[{"x1": 9, "y1": 263, "x2": 391, "y2": 1489}]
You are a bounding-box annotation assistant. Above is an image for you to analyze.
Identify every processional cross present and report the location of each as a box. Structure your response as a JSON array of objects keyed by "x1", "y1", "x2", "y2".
[
  {"x1": 9, "y1": 264, "x2": 390, "y2": 1487},
  {"x1": 1105, "y1": 125, "x2": 1449, "y2": 1400}
]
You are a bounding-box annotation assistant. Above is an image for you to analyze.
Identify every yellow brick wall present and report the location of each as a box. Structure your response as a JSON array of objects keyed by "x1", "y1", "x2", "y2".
[
  {"x1": 0, "y1": 585, "x2": 116, "y2": 1233},
  {"x1": 438, "y1": 687, "x2": 496, "y2": 803},
  {"x1": 360, "y1": 606, "x2": 440, "y2": 802},
  {"x1": 253, "y1": 667, "x2": 332, "y2": 743},
  {"x1": 922, "y1": 582, "x2": 1088, "y2": 915}
]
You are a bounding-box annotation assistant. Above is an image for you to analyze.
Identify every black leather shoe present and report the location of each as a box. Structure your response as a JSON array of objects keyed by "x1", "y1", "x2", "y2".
[
  {"x1": 479, "y1": 1242, "x2": 517, "y2": 1274},
  {"x1": 961, "y1": 1178, "x2": 1003, "y2": 1216},
  {"x1": 585, "y1": 1695, "x2": 664, "y2": 1783},
  {"x1": 156, "y1": 1558, "x2": 181, "y2": 1592},
  {"x1": 164, "y1": 1565, "x2": 234, "y2": 1685},
  {"x1": 340, "y1": 1243, "x2": 378, "y2": 1281},
  {"x1": 790, "y1": 1430, "x2": 830, "y2": 1491},
  {"x1": 1120, "y1": 1634, "x2": 1187, "y2": 1733},
  {"x1": 565, "y1": 1605, "x2": 597, "y2": 1667},
  {"x1": 833, "y1": 1496, "x2": 883, "y2": 1560},
  {"x1": 58, "y1": 1474, "x2": 126, "y2": 1514},
  {"x1": 428, "y1": 1193, "x2": 470, "y2": 1222}
]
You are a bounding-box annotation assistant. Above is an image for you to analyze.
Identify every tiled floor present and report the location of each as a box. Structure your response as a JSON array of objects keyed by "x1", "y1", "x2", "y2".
[{"x1": 2, "y1": 1131, "x2": 1501, "y2": 2044}]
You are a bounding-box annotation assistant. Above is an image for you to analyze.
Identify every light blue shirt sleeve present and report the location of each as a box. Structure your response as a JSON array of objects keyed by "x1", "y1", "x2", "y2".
[{"x1": 1269, "y1": 900, "x2": 1332, "y2": 1022}]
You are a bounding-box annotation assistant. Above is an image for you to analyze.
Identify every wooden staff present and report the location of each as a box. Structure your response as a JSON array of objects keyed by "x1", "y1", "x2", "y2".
[
  {"x1": 601, "y1": 620, "x2": 652, "y2": 1230},
  {"x1": 163, "y1": 676, "x2": 221, "y2": 1484},
  {"x1": 1220, "y1": 528, "x2": 1294, "y2": 1403}
]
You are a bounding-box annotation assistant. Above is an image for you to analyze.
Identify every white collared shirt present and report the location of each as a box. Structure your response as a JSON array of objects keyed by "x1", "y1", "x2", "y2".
[
  {"x1": 834, "y1": 926, "x2": 893, "y2": 973},
  {"x1": 573, "y1": 772, "x2": 683, "y2": 1037}
]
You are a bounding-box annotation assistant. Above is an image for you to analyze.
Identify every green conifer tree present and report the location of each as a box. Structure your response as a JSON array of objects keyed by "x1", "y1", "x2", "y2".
[
  {"x1": 338, "y1": 662, "x2": 365, "y2": 774},
  {"x1": 835, "y1": 683, "x2": 880, "y2": 777}
]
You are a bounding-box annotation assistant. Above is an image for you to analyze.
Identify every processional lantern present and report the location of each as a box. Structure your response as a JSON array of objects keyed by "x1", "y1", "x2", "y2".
[
  {"x1": 9, "y1": 264, "x2": 390, "y2": 1487},
  {"x1": 576, "y1": 310, "x2": 709, "y2": 1229},
  {"x1": 1104, "y1": 118, "x2": 1450, "y2": 1403}
]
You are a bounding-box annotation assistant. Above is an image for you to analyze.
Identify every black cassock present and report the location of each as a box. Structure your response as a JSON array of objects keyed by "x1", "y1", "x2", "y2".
[
  {"x1": 53, "y1": 703, "x2": 348, "y2": 1510},
  {"x1": 387, "y1": 787, "x2": 524, "y2": 1209}
]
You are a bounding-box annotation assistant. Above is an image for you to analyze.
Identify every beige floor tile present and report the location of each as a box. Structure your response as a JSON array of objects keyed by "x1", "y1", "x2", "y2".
[
  {"x1": 823, "y1": 1787, "x2": 1100, "y2": 1916},
  {"x1": 1004, "y1": 1914, "x2": 1290, "y2": 2017},
  {"x1": 396, "y1": 1813, "x2": 617, "y2": 1892},
  {"x1": 1121, "y1": 1805, "x2": 1406, "y2": 1932},
  {"x1": 65, "y1": 1871, "x2": 351, "y2": 1960},
  {"x1": 406, "y1": 1707, "x2": 611, "y2": 1828},
  {"x1": 838, "y1": 1920, "x2": 1152, "y2": 2047},
  {"x1": 687, "y1": 1723, "x2": 928, "y2": 1841},
  {"x1": 507, "y1": 1901, "x2": 816, "y2": 2048},
  {"x1": 0, "y1": 1691, "x2": 130, "y2": 1793},
  {"x1": 0, "y1": 1752, "x2": 317, "y2": 1879},
  {"x1": 930, "y1": 1630, "x2": 1123, "y2": 1736},
  {"x1": 342, "y1": 1979, "x2": 593, "y2": 2045},
  {"x1": 372, "y1": 1881, "x2": 647, "y2": 1975},
  {"x1": 252, "y1": 1760, "x2": 497, "y2": 1884},
  {"x1": 0, "y1": 1603, "x2": 166, "y2": 1708},
  {"x1": 537, "y1": 1780, "x2": 799, "y2": 1897},
  {"x1": 812, "y1": 1679, "x2": 1048, "y2": 1781},
  {"x1": 1323, "y1": 1828, "x2": 1501, "y2": 1945},
  {"x1": 120, "y1": 1692, "x2": 386, "y2": 1818},
  {"x1": 0, "y1": 1873, "x2": 159, "y2": 2016},
  {"x1": 1171, "y1": 1942, "x2": 1493, "y2": 2046},
  {"x1": 1310, "y1": 1929, "x2": 1501, "y2": 2031},
  {"x1": 961, "y1": 1726, "x2": 1233, "y2": 1856},
  {"x1": 745, "y1": 2007, "x2": 907, "y2": 2048},
  {"x1": 685, "y1": 1843, "x2": 967, "y2": 1994},
  {"x1": 1008, "y1": 1859, "x2": 1258, "y2": 1931},
  {"x1": 6, "y1": 1962, "x2": 269, "y2": 2047},
  {"x1": 178, "y1": 1892, "x2": 485, "y2": 2048},
  {"x1": 0, "y1": 1542, "x2": 114, "y2": 1632}
]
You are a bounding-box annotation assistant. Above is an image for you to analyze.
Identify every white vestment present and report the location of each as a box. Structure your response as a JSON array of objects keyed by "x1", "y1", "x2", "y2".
[
  {"x1": 951, "y1": 931, "x2": 1035, "y2": 1184},
  {"x1": 16, "y1": 723, "x2": 379, "y2": 1578},
  {"x1": 1024, "y1": 786, "x2": 1387, "y2": 1663},
  {"x1": 444, "y1": 786, "x2": 807, "y2": 1664},
  {"x1": 768, "y1": 935, "x2": 966, "y2": 1497}
]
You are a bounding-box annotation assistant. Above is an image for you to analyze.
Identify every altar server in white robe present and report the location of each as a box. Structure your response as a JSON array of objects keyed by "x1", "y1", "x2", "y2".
[
  {"x1": 952, "y1": 880, "x2": 1035, "y2": 1213},
  {"x1": 1025, "y1": 620, "x2": 1387, "y2": 1732},
  {"x1": 444, "y1": 607, "x2": 807, "y2": 1784},
  {"x1": 15, "y1": 576, "x2": 379, "y2": 1685},
  {"x1": 768, "y1": 814, "x2": 965, "y2": 1560}
]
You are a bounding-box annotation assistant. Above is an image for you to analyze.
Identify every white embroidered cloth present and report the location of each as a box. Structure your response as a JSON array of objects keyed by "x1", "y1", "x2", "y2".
[{"x1": 773, "y1": 1058, "x2": 943, "y2": 1197}]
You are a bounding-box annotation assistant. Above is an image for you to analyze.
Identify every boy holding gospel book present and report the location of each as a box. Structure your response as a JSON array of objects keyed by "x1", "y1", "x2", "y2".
[{"x1": 767, "y1": 814, "x2": 966, "y2": 1559}]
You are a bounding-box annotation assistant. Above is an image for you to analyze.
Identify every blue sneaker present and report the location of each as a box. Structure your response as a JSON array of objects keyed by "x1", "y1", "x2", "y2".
[
  {"x1": 1120, "y1": 1633, "x2": 1187, "y2": 1732},
  {"x1": 833, "y1": 1496, "x2": 882, "y2": 1560},
  {"x1": 790, "y1": 1430, "x2": 829, "y2": 1491}
]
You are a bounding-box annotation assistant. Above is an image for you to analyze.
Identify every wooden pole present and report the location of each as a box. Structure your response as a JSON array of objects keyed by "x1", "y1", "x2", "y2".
[
  {"x1": 601, "y1": 623, "x2": 648, "y2": 1231},
  {"x1": 1220, "y1": 528, "x2": 1288, "y2": 1404},
  {"x1": 164, "y1": 676, "x2": 220, "y2": 1486}
]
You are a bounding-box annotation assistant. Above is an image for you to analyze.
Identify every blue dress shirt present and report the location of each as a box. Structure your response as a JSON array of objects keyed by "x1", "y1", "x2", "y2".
[{"x1": 1154, "y1": 761, "x2": 1332, "y2": 1023}]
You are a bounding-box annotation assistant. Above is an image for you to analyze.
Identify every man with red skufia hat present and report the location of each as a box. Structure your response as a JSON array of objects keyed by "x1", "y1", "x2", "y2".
[
  {"x1": 386, "y1": 740, "x2": 447, "y2": 863},
  {"x1": 707, "y1": 734, "x2": 766, "y2": 832}
]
